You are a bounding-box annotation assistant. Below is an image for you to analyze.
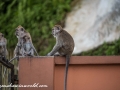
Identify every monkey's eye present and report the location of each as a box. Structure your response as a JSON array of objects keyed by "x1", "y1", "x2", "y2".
[
  {"x1": 21, "y1": 28, "x2": 24, "y2": 31},
  {"x1": 57, "y1": 27, "x2": 59, "y2": 30}
]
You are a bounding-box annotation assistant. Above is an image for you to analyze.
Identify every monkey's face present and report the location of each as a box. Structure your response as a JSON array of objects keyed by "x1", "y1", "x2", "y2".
[
  {"x1": 24, "y1": 36, "x2": 30, "y2": 41},
  {"x1": 15, "y1": 26, "x2": 26, "y2": 38},
  {"x1": 52, "y1": 26, "x2": 61, "y2": 37}
]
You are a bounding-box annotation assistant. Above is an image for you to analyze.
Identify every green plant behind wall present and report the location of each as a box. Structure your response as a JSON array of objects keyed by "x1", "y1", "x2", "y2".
[
  {"x1": 0, "y1": 0, "x2": 72, "y2": 56},
  {"x1": 1, "y1": 0, "x2": 120, "y2": 56},
  {"x1": 79, "y1": 39, "x2": 120, "y2": 56}
]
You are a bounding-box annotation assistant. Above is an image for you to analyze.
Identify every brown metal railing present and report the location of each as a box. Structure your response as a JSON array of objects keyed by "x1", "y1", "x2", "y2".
[{"x1": 0, "y1": 57, "x2": 14, "y2": 90}]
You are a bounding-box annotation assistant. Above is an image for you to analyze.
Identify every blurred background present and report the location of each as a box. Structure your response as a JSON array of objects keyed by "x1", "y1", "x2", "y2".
[
  {"x1": 1, "y1": 1, "x2": 73, "y2": 89},
  {"x1": 0, "y1": 0, "x2": 120, "y2": 57},
  {"x1": 0, "y1": 0, "x2": 71, "y2": 57},
  {"x1": 1, "y1": 0, "x2": 120, "y2": 90}
]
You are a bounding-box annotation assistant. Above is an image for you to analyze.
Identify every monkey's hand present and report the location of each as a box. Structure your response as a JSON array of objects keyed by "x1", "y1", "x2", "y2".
[
  {"x1": 47, "y1": 52, "x2": 52, "y2": 56},
  {"x1": 54, "y1": 52, "x2": 60, "y2": 56}
]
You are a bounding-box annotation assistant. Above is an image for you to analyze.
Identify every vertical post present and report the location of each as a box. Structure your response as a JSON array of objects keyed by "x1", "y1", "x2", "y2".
[
  {"x1": 0, "y1": 58, "x2": 15, "y2": 90},
  {"x1": 11, "y1": 66, "x2": 14, "y2": 90}
]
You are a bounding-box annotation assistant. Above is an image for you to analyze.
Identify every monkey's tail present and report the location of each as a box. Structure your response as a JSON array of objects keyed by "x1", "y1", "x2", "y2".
[{"x1": 64, "y1": 55, "x2": 70, "y2": 90}]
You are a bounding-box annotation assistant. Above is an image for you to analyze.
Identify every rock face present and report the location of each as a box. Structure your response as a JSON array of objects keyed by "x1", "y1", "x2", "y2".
[{"x1": 64, "y1": 0, "x2": 120, "y2": 54}]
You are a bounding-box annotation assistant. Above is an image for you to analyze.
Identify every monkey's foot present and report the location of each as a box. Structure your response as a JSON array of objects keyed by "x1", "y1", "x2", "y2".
[
  {"x1": 1, "y1": 56, "x2": 8, "y2": 62},
  {"x1": 54, "y1": 54, "x2": 60, "y2": 56}
]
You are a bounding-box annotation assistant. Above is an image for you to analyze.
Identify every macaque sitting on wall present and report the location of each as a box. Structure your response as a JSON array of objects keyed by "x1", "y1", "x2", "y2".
[{"x1": 0, "y1": 32, "x2": 8, "y2": 61}]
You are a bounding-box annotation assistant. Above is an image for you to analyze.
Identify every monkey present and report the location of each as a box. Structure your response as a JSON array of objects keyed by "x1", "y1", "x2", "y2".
[
  {"x1": 14, "y1": 37, "x2": 23, "y2": 57},
  {"x1": 8, "y1": 36, "x2": 24, "y2": 62},
  {"x1": 9, "y1": 25, "x2": 39, "y2": 62},
  {"x1": 0, "y1": 32, "x2": 9, "y2": 78},
  {"x1": 14, "y1": 25, "x2": 38, "y2": 55},
  {"x1": 47, "y1": 25, "x2": 74, "y2": 90},
  {"x1": 15, "y1": 25, "x2": 31, "y2": 41},
  {"x1": 22, "y1": 35, "x2": 34, "y2": 56},
  {"x1": 4, "y1": 26, "x2": 39, "y2": 77},
  {"x1": 15, "y1": 25, "x2": 38, "y2": 56},
  {"x1": 0, "y1": 32, "x2": 8, "y2": 61}
]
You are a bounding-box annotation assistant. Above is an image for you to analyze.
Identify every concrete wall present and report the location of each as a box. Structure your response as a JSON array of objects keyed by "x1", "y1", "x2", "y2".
[{"x1": 19, "y1": 56, "x2": 120, "y2": 90}]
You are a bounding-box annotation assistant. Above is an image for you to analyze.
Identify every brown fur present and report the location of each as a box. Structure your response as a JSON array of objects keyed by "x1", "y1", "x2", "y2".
[
  {"x1": 22, "y1": 35, "x2": 34, "y2": 56},
  {"x1": 11, "y1": 25, "x2": 38, "y2": 61},
  {"x1": 0, "y1": 32, "x2": 8, "y2": 59},
  {"x1": 47, "y1": 25, "x2": 74, "y2": 90},
  {"x1": 15, "y1": 25, "x2": 32, "y2": 41}
]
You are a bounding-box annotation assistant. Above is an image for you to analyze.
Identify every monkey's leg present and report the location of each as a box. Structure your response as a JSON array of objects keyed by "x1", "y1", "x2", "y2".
[
  {"x1": 2, "y1": 56, "x2": 7, "y2": 62},
  {"x1": 9, "y1": 57, "x2": 17, "y2": 62},
  {"x1": 54, "y1": 52, "x2": 60, "y2": 56},
  {"x1": 47, "y1": 45, "x2": 61, "y2": 56},
  {"x1": 1, "y1": 46, "x2": 7, "y2": 62},
  {"x1": 31, "y1": 43, "x2": 39, "y2": 56},
  {"x1": 27, "y1": 49, "x2": 34, "y2": 56},
  {"x1": 4, "y1": 45, "x2": 7, "y2": 60}
]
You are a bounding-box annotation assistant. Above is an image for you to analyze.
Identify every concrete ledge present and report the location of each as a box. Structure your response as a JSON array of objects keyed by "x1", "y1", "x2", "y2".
[
  {"x1": 18, "y1": 56, "x2": 120, "y2": 90},
  {"x1": 55, "y1": 56, "x2": 120, "y2": 64}
]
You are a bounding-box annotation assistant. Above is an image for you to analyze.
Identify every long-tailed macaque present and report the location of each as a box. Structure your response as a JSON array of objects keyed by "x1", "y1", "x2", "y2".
[
  {"x1": 22, "y1": 35, "x2": 34, "y2": 56},
  {"x1": 47, "y1": 25, "x2": 74, "y2": 90},
  {"x1": 9, "y1": 25, "x2": 39, "y2": 62},
  {"x1": 0, "y1": 32, "x2": 8, "y2": 61}
]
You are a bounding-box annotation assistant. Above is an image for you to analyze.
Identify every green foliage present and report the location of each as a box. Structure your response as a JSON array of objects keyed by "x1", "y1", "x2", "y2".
[
  {"x1": 79, "y1": 39, "x2": 120, "y2": 56},
  {"x1": 0, "y1": 0, "x2": 72, "y2": 56}
]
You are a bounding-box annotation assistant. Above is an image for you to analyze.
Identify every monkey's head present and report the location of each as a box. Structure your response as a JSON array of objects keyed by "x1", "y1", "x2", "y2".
[
  {"x1": 0, "y1": 33, "x2": 4, "y2": 39},
  {"x1": 52, "y1": 25, "x2": 63, "y2": 37},
  {"x1": 23, "y1": 35, "x2": 30, "y2": 41},
  {"x1": 15, "y1": 25, "x2": 26, "y2": 38}
]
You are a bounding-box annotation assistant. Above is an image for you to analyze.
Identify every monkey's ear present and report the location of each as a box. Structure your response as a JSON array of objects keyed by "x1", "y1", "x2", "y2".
[
  {"x1": 21, "y1": 27, "x2": 26, "y2": 32},
  {"x1": 55, "y1": 25, "x2": 62, "y2": 30},
  {"x1": 56, "y1": 27, "x2": 59, "y2": 30},
  {"x1": 21, "y1": 28, "x2": 24, "y2": 31}
]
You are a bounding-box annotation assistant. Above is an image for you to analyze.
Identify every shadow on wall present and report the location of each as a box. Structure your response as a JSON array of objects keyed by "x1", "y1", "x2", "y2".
[{"x1": 64, "y1": 0, "x2": 120, "y2": 54}]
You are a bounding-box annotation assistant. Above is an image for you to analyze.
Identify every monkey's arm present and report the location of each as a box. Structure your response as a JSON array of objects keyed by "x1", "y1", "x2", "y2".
[
  {"x1": 54, "y1": 52, "x2": 60, "y2": 56},
  {"x1": 47, "y1": 44, "x2": 61, "y2": 56},
  {"x1": 14, "y1": 45, "x2": 19, "y2": 57},
  {"x1": 30, "y1": 42, "x2": 39, "y2": 56},
  {"x1": 3, "y1": 45, "x2": 7, "y2": 58},
  {"x1": 1, "y1": 39, "x2": 7, "y2": 59}
]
